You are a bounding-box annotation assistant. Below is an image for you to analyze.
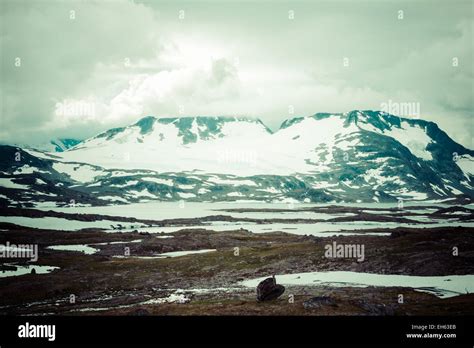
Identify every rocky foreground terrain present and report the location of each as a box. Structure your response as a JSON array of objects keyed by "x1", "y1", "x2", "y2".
[{"x1": 0, "y1": 205, "x2": 473, "y2": 316}]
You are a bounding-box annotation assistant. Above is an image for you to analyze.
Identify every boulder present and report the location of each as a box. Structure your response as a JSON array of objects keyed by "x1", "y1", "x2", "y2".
[
  {"x1": 355, "y1": 300, "x2": 395, "y2": 315},
  {"x1": 256, "y1": 276, "x2": 285, "y2": 302},
  {"x1": 132, "y1": 308, "x2": 151, "y2": 316},
  {"x1": 303, "y1": 296, "x2": 336, "y2": 309}
]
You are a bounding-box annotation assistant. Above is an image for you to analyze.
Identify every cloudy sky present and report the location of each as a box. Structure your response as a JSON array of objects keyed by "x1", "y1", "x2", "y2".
[{"x1": 0, "y1": 0, "x2": 472, "y2": 148}]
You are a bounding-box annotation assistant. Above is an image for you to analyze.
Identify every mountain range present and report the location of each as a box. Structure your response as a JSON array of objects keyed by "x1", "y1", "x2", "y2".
[
  {"x1": 0, "y1": 110, "x2": 472, "y2": 207},
  {"x1": 1, "y1": 138, "x2": 82, "y2": 153}
]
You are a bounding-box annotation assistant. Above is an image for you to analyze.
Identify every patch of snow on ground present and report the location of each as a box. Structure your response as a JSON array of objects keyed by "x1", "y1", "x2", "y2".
[
  {"x1": 383, "y1": 121, "x2": 433, "y2": 161},
  {"x1": 178, "y1": 192, "x2": 196, "y2": 198},
  {"x1": 52, "y1": 162, "x2": 104, "y2": 183},
  {"x1": 240, "y1": 271, "x2": 474, "y2": 298},
  {"x1": 0, "y1": 178, "x2": 29, "y2": 189},
  {"x1": 110, "y1": 180, "x2": 139, "y2": 188},
  {"x1": 127, "y1": 189, "x2": 156, "y2": 198},
  {"x1": 456, "y1": 155, "x2": 474, "y2": 180},
  {"x1": 47, "y1": 244, "x2": 98, "y2": 255},
  {"x1": 156, "y1": 249, "x2": 216, "y2": 258},
  {"x1": 0, "y1": 264, "x2": 59, "y2": 278},
  {"x1": 100, "y1": 196, "x2": 128, "y2": 203}
]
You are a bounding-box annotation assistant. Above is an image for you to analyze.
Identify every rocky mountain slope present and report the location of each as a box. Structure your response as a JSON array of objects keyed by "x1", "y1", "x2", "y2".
[{"x1": 0, "y1": 111, "x2": 472, "y2": 206}]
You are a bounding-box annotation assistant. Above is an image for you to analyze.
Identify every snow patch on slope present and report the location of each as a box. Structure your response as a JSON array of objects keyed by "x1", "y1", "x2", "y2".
[{"x1": 53, "y1": 162, "x2": 104, "y2": 183}]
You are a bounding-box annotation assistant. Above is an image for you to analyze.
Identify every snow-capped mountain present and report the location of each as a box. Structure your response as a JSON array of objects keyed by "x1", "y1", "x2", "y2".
[
  {"x1": 58, "y1": 116, "x2": 275, "y2": 174},
  {"x1": 3, "y1": 138, "x2": 82, "y2": 153},
  {"x1": 48, "y1": 138, "x2": 82, "y2": 152},
  {"x1": 0, "y1": 110, "x2": 473, "y2": 207}
]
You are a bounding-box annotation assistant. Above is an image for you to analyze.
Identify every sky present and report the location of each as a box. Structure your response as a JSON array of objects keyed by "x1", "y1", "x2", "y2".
[{"x1": 0, "y1": 0, "x2": 473, "y2": 148}]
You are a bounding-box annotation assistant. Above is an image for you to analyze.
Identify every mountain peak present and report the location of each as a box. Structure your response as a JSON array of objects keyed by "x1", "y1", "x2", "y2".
[
  {"x1": 134, "y1": 115, "x2": 265, "y2": 125},
  {"x1": 28, "y1": 107, "x2": 473, "y2": 203},
  {"x1": 86, "y1": 114, "x2": 272, "y2": 148},
  {"x1": 132, "y1": 115, "x2": 272, "y2": 140},
  {"x1": 279, "y1": 110, "x2": 434, "y2": 131},
  {"x1": 344, "y1": 109, "x2": 436, "y2": 128},
  {"x1": 134, "y1": 116, "x2": 157, "y2": 135},
  {"x1": 279, "y1": 112, "x2": 344, "y2": 129}
]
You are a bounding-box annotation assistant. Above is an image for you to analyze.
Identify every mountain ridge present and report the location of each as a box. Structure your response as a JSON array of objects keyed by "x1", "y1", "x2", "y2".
[{"x1": 0, "y1": 110, "x2": 472, "y2": 206}]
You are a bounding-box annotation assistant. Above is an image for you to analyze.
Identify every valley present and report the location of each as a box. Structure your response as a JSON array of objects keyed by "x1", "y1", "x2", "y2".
[{"x1": 0, "y1": 202, "x2": 473, "y2": 316}]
